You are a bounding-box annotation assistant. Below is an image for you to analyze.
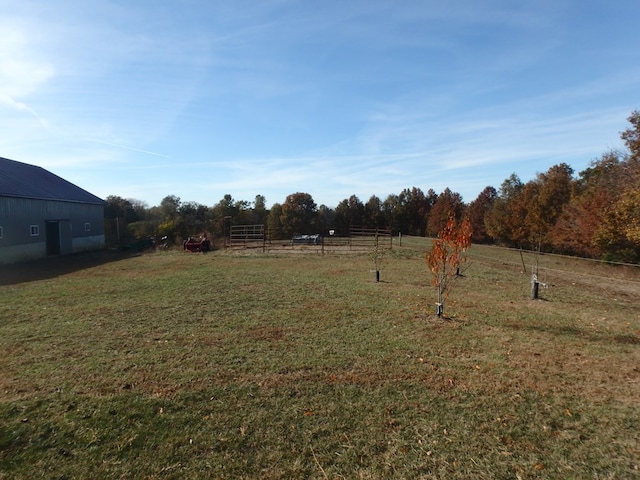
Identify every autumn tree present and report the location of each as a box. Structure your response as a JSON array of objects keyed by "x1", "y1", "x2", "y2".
[
  {"x1": 466, "y1": 186, "x2": 497, "y2": 244},
  {"x1": 426, "y1": 215, "x2": 472, "y2": 318},
  {"x1": 382, "y1": 193, "x2": 402, "y2": 233},
  {"x1": 614, "y1": 189, "x2": 640, "y2": 246},
  {"x1": 251, "y1": 195, "x2": 269, "y2": 225},
  {"x1": 267, "y1": 203, "x2": 284, "y2": 240},
  {"x1": 621, "y1": 110, "x2": 640, "y2": 159},
  {"x1": 427, "y1": 188, "x2": 464, "y2": 237},
  {"x1": 596, "y1": 187, "x2": 640, "y2": 262},
  {"x1": 160, "y1": 195, "x2": 181, "y2": 222},
  {"x1": 211, "y1": 194, "x2": 237, "y2": 220},
  {"x1": 364, "y1": 195, "x2": 384, "y2": 228},
  {"x1": 105, "y1": 195, "x2": 138, "y2": 223},
  {"x1": 526, "y1": 163, "x2": 574, "y2": 248},
  {"x1": 280, "y1": 192, "x2": 318, "y2": 237},
  {"x1": 598, "y1": 110, "x2": 640, "y2": 261},
  {"x1": 207, "y1": 194, "x2": 236, "y2": 240},
  {"x1": 484, "y1": 173, "x2": 524, "y2": 245},
  {"x1": 484, "y1": 165, "x2": 573, "y2": 250},
  {"x1": 126, "y1": 199, "x2": 154, "y2": 241},
  {"x1": 175, "y1": 201, "x2": 209, "y2": 240},
  {"x1": 104, "y1": 195, "x2": 142, "y2": 246},
  {"x1": 231, "y1": 200, "x2": 252, "y2": 225},
  {"x1": 378, "y1": 188, "x2": 436, "y2": 235},
  {"x1": 550, "y1": 152, "x2": 622, "y2": 257},
  {"x1": 550, "y1": 190, "x2": 610, "y2": 257},
  {"x1": 551, "y1": 111, "x2": 640, "y2": 261},
  {"x1": 397, "y1": 187, "x2": 435, "y2": 236},
  {"x1": 317, "y1": 204, "x2": 336, "y2": 234},
  {"x1": 334, "y1": 195, "x2": 365, "y2": 234}
]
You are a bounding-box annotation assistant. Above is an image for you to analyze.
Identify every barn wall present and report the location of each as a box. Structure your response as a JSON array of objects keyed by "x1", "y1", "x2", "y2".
[
  {"x1": 0, "y1": 242, "x2": 46, "y2": 264},
  {"x1": 73, "y1": 235, "x2": 106, "y2": 252},
  {"x1": 0, "y1": 197, "x2": 105, "y2": 264}
]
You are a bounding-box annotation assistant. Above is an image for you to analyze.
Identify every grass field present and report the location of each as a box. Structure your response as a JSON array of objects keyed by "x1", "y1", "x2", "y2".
[{"x1": 1, "y1": 242, "x2": 639, "y2": 479}]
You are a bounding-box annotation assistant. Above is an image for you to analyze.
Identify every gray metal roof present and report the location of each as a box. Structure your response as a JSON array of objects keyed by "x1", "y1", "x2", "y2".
[{"x1": 0, "y1": 157, "x2": 104, "y2": 204}]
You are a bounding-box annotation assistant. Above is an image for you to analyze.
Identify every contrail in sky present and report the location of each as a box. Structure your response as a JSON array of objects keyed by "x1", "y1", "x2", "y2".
[{"x1": 88, "y1": 139, "x2": 170, "y2": 158}]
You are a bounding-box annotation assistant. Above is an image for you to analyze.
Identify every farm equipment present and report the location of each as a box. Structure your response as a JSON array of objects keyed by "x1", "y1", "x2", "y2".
[{"x1": 183, "y1": 235, "x2": 210, "y2": 252}]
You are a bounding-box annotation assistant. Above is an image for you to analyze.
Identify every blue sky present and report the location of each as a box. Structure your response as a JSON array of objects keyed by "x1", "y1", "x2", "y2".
[{"x1": 1, "y1": 0, "x2": 639, "y2": 208}]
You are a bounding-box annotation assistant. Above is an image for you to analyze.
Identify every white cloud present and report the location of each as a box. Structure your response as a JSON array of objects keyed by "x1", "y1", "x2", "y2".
[
  {"x1": 1, "y1": 0, "x2": 638, "y2": 209},
  {"x1": 0, "y1": 24, "x2": 55, "y2": 98},
  {"x1": 0, "y1": 21, "x2": 55, "y2": 133}
]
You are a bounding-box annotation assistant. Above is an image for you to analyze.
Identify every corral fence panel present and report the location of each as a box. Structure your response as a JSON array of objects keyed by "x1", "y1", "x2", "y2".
[
  {"x1": 348, "y1": 226, "x2": 393, "y2": 249},
  {"x1": 230, "y1": 224, "x2": 265, "y2": 249},
  {"x1": 227, "y1": 224, "x2": 394, "y2": 254}
]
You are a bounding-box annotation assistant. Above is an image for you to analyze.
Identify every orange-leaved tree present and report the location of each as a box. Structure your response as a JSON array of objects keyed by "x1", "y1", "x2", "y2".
[{"x1": 426, "y1": 215, "x2": 472, "y2": 317}]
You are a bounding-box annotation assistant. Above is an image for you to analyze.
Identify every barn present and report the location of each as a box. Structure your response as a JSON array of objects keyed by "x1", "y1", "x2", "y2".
[{"x1": 0, "y1": 156, "x2": 106, "y2": 264}]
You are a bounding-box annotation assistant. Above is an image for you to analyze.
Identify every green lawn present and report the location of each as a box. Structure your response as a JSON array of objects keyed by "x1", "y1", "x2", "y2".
[{"x1": 1, "y1": 245, "x2": 639, "y2": 479}]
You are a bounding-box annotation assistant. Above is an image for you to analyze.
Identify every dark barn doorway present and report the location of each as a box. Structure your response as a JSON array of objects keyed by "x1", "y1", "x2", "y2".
[
  {"x1": 46, "y1": 220, "x2": 72, "y2": 256},
  {"x1": 46, "y1": 221, "x2": 60, "y2": 255}
]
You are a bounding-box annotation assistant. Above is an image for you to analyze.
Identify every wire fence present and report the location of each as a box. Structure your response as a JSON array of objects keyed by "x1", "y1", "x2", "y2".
[
  {"x1": 224, "y1": 229, "x2": 640, "y2": 287},
  {"x1": 398, "y1": 235, "x2": 640, "y2": 287}
]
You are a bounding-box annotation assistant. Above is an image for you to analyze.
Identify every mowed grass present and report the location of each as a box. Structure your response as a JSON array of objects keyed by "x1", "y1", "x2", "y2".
[{"x1": 1, "y1": 244, "x2": 639, "y2": 479}]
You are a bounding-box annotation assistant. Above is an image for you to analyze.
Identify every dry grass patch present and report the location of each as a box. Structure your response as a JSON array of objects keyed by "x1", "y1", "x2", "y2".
[{"x1": 1, "y1": 246, "x2": 639, "y2": 479}]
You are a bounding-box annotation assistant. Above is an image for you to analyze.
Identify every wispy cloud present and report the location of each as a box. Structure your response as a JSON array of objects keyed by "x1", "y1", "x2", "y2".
[
  {"x1": 1, "y1": 0, "x2": 638, "y2": 208},
  {"x1": 0, "y1": 95, "x2": 49, "y2": 128},
  {"x1": 86, "y1": 140, "x2": 169, "y2": 159},
  {"x1": 0, "y1": 22, "x2": 55, "y2": 95}
]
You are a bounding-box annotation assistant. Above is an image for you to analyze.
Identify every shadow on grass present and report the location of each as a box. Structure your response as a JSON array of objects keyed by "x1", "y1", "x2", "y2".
[
  {"x1": 0, "y1": 250, "x2": 141, "y2": 286},
  {"x1": 505, "y1": 322, "x2": 640, "y2": 345}
]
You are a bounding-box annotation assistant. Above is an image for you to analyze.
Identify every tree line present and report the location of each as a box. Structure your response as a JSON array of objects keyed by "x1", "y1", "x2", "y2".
[{"x1": 105, "y1": 110, "x2": 640, "y2": 263}]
